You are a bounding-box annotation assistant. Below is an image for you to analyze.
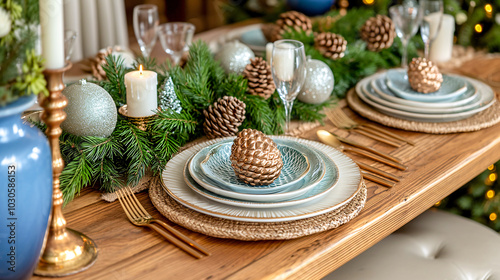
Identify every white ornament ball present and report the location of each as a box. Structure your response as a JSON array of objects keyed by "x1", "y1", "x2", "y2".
[
  {"x1": 297, "y1": 59, "x2": 334, "y2": 104},
  {"x1": 61, "y1": 80, "x2": 117, "y2": 137},
  {"x1": 215, "y1": 41, "x2": 255, "y2": 75},
  {"x1": 0, "y1": 7, "x2": 11, "y2": 38}
]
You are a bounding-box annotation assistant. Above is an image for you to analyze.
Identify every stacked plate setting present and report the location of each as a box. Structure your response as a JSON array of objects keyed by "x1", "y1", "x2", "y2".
[
  {"x1": 355, "y1": 69, "x2": 496, "y2": 123},
  {"x1": 161, "y1": 136, "x2": 363, "y2": 223}
]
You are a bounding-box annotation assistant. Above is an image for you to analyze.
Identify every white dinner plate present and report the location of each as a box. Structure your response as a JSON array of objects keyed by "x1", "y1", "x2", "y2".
[
  {"x1": 161, "y1": 136, "x2": 362, "y2": 223},
  {"x1": 184, "y1": 149, "x2": 339, "y2": 208},
  {"x1": 386, "y1": 69, "x2": 467, "y2": 102},
  {"x1": 356, "y1": 75, "x2": 496, "y2": 123},
  {"x1": 371, "y1": 73, "x2": 479, "y2": 108},
  {"x1": 363, "y1": 77, "x2": 482, "y2": 114}
]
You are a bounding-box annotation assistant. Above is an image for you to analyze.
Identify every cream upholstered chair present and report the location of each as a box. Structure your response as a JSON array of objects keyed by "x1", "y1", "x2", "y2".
[
  {"x1": 63, "y1": 0, "x2": 129, "y2": 61},
  {"x1": 323, "y1": 209, "x2": 500, "y2": 280}
]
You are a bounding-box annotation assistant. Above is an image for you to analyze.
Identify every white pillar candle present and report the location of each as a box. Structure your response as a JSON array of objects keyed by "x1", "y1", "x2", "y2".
[
  {"x1": 124, "y1": 65, "x2": 158, "y2": 117},
  {"x1": 39, "y1": 0, "x2": 65, "y2": 69},
  {"x1": 266, "y1": 42, "x2": 273, "y2": 63},
  {"x1": 272, "y1": 43, "x2": 295, "y2": 81},
  {"x1": 429, "y1": 14, "x2": 455, "y2": 63}
]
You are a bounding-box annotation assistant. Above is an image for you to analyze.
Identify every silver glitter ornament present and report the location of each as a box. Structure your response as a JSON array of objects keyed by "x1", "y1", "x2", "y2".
[
  {"x1": 158, "y1": 77, "x2": 182, "y2": 113},
  {"x1": 215, "y1": 41, "x2": 255, "y2": 75},
  {"x1": 61, "y1": 80, "x2": 117, "y2": 137},
  {"x1": 297, "y1": 59, "x2": 334, "y2": 104}
]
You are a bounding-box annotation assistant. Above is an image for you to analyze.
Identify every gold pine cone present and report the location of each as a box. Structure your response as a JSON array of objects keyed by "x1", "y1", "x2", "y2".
[
  {"x1": 408, "y1": 57, "x2": 443, "y2": 93},
  {"x1": 230, "y1": 129, "x2": 283, "y2": 186}
]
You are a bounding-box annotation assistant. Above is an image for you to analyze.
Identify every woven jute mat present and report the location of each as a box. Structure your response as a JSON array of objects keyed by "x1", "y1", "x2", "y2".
[
  {"x1": 149, "y1": 180, "x2": 367, "y2": 241},
  {"x1": 347, "y1": 89, "x2": 500, "y2": 134}
]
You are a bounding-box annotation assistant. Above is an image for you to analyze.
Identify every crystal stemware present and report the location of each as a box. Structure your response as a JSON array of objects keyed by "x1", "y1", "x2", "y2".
[
  {"x1": 157, "y1": 22, "x2": 195, "y2": 66},
  {"x1": 133, "y1": 4, "x2": 159, "y2": 58},
  {"x1": 64, "y1": 29, "x2": 77, "y2": 62},
  {"x1": 420, "y1": 0, "x2": 444, "y2": 59},
  {"x1": 389, "y1": 0, "x2": 423, "y2": 69},
  {"x1": 271, "y1": 39, "x2": 307, "y2": 134}
]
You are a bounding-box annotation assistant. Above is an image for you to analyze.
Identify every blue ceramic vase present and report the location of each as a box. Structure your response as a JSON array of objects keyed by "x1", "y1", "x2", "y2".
[
  {"x1": 0, "y1": 95, "x2": 52, "y2": 280},
  {"x1": 287, "y1": 0, "x2": 335, "y2": 16}
]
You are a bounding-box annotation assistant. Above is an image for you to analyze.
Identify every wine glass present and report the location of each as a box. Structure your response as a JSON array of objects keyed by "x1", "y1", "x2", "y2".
[
  {"x1": 133, "y1": 4, "x2": 159, "y2": 57},
  {"x1": 157, "y1": 22, "x2": 195, "y2": 66},
  {"x1": 271, "y1": 40, "x2": 307, "y2": 134},
  {"x1": 64, "y1": 29, "x2": 77, "y2": 61},
  {"x1": 389, "y1": 0, "x2": 423, "y2": 69},
  {"x1": 420, "y1": 0, "x2": 443, "y2": 59}
]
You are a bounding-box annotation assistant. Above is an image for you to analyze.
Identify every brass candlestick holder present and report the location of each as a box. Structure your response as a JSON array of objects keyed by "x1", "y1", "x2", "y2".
[
  {"x1": 118, "y1": 105, "x2": 157, "y2": 131},
  {"x1": 34, "y1": 62, "x2": 98, "y2": 277}
]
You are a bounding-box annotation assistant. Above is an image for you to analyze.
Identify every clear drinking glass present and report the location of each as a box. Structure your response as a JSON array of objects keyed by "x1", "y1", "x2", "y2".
[
  {"x1": 420, "y1": 0, "x2": 443, "y2": 59},
  {"x1": 64, "y1": 29, "x2": 77, "y2": 62},
  {"x1": 389, "y1": 0, "x2": 423, "y2": 68},
  {"x1": 133, "y1": 4, "x2": 159, "y2": 57},
  {"x1": 157, "y1": 22, "x2": 195, "y2": 65},
  {"x1": 271, "y1": 40, "x2": 307, "y2": 134}
]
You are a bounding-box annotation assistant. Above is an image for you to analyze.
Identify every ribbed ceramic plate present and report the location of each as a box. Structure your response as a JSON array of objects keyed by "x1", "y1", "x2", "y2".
[
  {"x1": 356, "y1": 75, "x2": 496, "y2": 122},
  {"x1": 161, "y1": 136, "x2": 362, "y2": 222},
  {"x1": 195, "y1": 141, "x2": 312, "y2": 194},
  {"x1": 372, "y1": 74, "x2": 479, "y2": 108},
  {"x1": 189, "y1": 140, "x2": 326, "y2": 202},
  {"x1": 363, "y1": 77, "x2": 481, "y2": 114},
  {"x1": 386, "y1": 69, "x2": 467, "y2": 102},
  {"x1": 184, "y1": 150, "x2": 338, "y2": 208}
]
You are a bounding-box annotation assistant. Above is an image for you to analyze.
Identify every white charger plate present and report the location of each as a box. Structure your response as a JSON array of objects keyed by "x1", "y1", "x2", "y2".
[
  {"x1": 386, "y1": 69, "x2": 467, "y2": 102},
  {"x1": 372, "y1": 73, "x2": 479, "y2": 108},
  {"x1": 356, "y1": 75, "x2": 496, "y2": 123},
  {"x1": 161, "y1": 136, "x2": 362, "y2": 223},
  {"x1": 363, "y1": 77, "x2": 482, "y2": 114},
  {"x1": 195, "y1": 140, "x2": 317, "y2": 194},
  {"x1": 184, "y1": 149, "x2": 339, "y2": 208}
]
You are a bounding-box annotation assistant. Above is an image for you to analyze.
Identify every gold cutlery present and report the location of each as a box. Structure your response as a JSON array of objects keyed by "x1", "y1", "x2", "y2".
[
  {"x1": 325, "y1": 107, "x2": 415, "y2": 146},
  {"x1": 322, "y1": 131, "x2": 404, "y2": 164},
  {"x1": 116, "y1": 187, "x2": 210, "y2": 259},
  {"x1": 361, "y1": 171, "x2": 396, "y2": 188},
  {"x1": 317, "y1": 130, "x2": 407, "y2": 171}
]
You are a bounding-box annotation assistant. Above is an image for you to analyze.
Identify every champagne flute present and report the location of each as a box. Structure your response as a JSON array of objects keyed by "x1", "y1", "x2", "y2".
[
  {"x1": 157, "y1": 22, "x2": 195, "y2": 66},
  {"x1": 271, "y1": 40, "x2": 307, "y2": 134},
  {"x1": 420, "y1": 0, "x2": 443, "y2": 59},
  {"x1": 389, "y1": 0, "x2": 423, "y2": 69},
  {"x1": 133, "y1": 4, "x2": 159, "y2": 58}
]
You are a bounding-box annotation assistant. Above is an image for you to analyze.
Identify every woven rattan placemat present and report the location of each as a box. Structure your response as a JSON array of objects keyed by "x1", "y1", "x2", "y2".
[
  {"x1": 347, "y1": 89, "x2": 500, "y2": 134},
  {"x1": 149, "y1": 180, "x2": 367, "y2": 241}
]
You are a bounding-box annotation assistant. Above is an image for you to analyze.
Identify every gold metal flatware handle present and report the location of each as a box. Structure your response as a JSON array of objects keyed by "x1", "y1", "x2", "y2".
[
  {"x1": 362, "y1": 123, "x2": 416, "y2": 146},
  {"x1": 153, "y1": 220, "x2": 210, "y2": 256},
  {"x1": 335, "y1": 135, "x2": 403, "y2": 164},
  {"x1": 344, "y1": 146, "x2": 408, "y2": 171},
  {"x1": 361, "y1": 171, "x2": 396, "y2": 188},
  {"x1": 356, "y1": 161, "x2": 401, "y2": 182},
  {"x1": 148, "y1": 224, "x2": 204, "y2": 259},
  {"x1": 354, "y1": 128, "x2": 403, "y2": 147}
]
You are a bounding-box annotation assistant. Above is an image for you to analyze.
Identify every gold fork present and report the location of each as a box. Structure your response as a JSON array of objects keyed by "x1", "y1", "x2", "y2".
[
  {"x1": 116, "y1": 187, "x2": 210, "y2": 259},
  {"x1": 325, "y1": 107, "x2": 415, "y2": 147}
]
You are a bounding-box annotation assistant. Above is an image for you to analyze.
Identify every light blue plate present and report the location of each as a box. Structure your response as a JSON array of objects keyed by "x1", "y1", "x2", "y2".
[
  {"x1": 191, "y1": 139, "x2": 324, "y2": 195},
  {"x1": 372, "y1": 73, "x2": 479, "y2": 108},
  {"x1": 184, "y1": 148, "x2": 338, "y2": 208},
  {"x1": 386, "y1": 69, "x2": 467, "y2": 102},
  {"x1": 364, "y1": 79, "x2": 481, "y2": 114}
]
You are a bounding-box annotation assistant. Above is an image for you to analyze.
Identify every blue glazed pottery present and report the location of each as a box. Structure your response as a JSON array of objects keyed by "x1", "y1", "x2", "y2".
[
  {"x1": 287, "y1": 0, "x2": 335, "y2": 16},
  {"x1": 0, "y1": 95, "x2": 52, "y2": 280}
]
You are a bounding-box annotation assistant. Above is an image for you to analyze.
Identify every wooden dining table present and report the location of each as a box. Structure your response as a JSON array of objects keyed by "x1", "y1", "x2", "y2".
[{"x1": 32, "y1": 23, "x2": 500, "y2": 280}]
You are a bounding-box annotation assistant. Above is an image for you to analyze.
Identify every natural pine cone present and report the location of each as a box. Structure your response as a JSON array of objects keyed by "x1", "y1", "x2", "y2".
[
  {"x1": 272, "y1": 11, "x2": 313, "y2": 41},
  {"x1": 408, "y1": 57, "x2": 443, "y2": 93},
  {"x1": 314, "y1": 32, "x2": 347, "y2": 60},
  {"x1": 230, "y1": 129, "x2": 283, "y2": 186},
  {"x1": 87, "y1": 47, "x2": 113, "y2": 81},
  {"x1": 203, "y1": 96, "x2": 246, "y2": 139},
  {"x1": 360, "y1": 15, "x2": 395, "y2": 52},
  {"x1": 242, "y1": 57, "x2": 276, "y2": 99}
]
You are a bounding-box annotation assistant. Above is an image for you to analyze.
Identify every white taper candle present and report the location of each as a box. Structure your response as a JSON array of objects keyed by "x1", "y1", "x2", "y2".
[{"x1": 39, "y1": 0, "x2": 65, "y2": 69}]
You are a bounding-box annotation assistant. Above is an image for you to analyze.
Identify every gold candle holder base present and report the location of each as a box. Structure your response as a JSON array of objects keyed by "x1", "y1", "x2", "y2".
[
  {"x1": 34, "y1": 62, "x2": 98, "y2": 277},
  {"x1": 118, "y1": 105, "x2": 157, "y2": 131}
]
